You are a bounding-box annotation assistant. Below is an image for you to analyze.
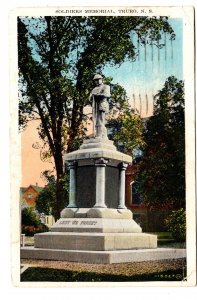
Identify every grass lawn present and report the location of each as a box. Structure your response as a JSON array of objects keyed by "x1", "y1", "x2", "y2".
[
  {"x1": 154, "y1": 232, "x2": 186, "y2": 248},
  {"x1": 21, "y1": 266, "x2": 186, "y2": 282}
]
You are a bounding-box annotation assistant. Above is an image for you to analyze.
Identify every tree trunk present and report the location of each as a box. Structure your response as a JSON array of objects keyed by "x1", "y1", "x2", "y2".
[{"x1": 54, "y1": 153, "x2": 65, "y2": 221}]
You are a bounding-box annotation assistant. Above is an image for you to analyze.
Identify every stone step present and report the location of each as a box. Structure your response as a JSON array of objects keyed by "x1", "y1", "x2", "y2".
[
  {"x1": 34, "y1": 232, "x2": 157, "y2": 251},
  {"x1": 21, "y1": 247, "x2": 186, "y2": 264}
]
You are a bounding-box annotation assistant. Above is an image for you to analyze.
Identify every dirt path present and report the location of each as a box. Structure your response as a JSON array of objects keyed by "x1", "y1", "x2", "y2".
[{"x1": 21, "y1": 258, "x2": 186, "y2": 277}]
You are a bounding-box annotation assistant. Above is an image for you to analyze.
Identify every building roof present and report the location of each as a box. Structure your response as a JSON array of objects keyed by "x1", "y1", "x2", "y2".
[
  {"x1": 30, "y1": 185, "x2": 43, "y2": 193},
  {"x1": 20, "y1": 185, "x2": 43, "y2": 194}
]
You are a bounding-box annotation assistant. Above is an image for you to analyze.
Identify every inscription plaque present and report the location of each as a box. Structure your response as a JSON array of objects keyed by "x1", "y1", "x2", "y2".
[{"x1": 59, "y1": 220, "x2": 98, "y2": 226}]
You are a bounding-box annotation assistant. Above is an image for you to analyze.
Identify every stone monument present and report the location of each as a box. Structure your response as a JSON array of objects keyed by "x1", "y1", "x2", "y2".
[
  {"x1": 91, "y1": 74, "x2": 110, "y2": 139},
  {"x1": 21, "y1": 75, "x2": 186, "y2": 264}
]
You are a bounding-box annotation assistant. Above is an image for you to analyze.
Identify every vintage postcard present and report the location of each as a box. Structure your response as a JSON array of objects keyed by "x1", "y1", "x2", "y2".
[{"x1": 10, "y1": 6, "x2": 196, "y2": 287}]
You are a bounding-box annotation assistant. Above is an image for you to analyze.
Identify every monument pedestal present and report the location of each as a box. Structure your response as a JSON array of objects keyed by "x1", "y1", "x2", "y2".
[
  {"x1": 65, "y1": 138, "x2": 132, "y2": 209},
  {"x1": 34, "y1": 208, "x2": 157, "y2": 251},
  {"x1": 21, "y1": 138, "x2": 185, "y2": 263}
]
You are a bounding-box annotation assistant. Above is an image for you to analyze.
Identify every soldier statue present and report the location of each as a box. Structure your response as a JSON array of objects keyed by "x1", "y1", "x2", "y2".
[{"x1": 90, "y1": 74, "x2": 111, "y2": 139}]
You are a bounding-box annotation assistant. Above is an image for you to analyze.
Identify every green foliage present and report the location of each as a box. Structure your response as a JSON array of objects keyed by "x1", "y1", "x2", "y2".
[
  {"x1": 135, "y1": 76, "x2": 185, "y2": 209},
  {"x1": 21, "y1": 207, "x2": 48, "y2": 236},
  {"x1": 36, "y1": 171, "x2": 69, "y2": 217},
  {"x1": 22, "y1": 207, "x2": 41, "y2": 226},
  {"x1": 107, "y1": 110, "x2": 145, "y2": 154},
  {"x1": 165, "y1": 209, "x2": 186, "y2": 242}
]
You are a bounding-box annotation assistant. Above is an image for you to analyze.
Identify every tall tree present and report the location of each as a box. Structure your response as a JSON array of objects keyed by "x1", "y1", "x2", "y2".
[
  {"x1": 135, "y1": 76, "x2": 185, "y2": 209},
  {"x1": 18, "y1": 16, "x2": 175, "y2": 219}
]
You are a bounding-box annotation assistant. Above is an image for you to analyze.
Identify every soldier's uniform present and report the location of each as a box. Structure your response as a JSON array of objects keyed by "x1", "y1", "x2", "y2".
[
  {"x1": 90, "y1": 75, "x2": 111, "y2": 139},
  {"x1": 91, "y1": 84, "x2": 110, "y2": 113}
]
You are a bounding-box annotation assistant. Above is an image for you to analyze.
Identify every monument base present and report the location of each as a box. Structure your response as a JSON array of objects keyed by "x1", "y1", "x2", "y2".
[
  {"x1": 34, "y1": 232, "x2": 157, "y2": 251},
  {"x1": 32, "y1": 216, "x2": 156, "y2": 252},
  {"x1": 20, "y1": 214, "x2": 186, "y2": 264},
  {"x1": 21, "y1": 247, "x2": 186, "y2": 264}
]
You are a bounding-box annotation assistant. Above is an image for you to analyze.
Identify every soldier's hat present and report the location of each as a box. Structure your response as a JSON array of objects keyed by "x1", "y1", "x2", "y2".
[{"x1": 93, "y1": 74, "x2": 103, "y2": 80}]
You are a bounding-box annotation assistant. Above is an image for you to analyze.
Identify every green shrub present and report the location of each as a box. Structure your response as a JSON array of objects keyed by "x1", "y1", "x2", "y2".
[
  {"x1": 21, "y1": 207, "x2": 49, "y2": 236},
  {"x1": 165, "y1": 208, "x2": 186, "y2": 242},
  {"x1": 22, "y1": 207, "x2": 41, "y2": 226}
]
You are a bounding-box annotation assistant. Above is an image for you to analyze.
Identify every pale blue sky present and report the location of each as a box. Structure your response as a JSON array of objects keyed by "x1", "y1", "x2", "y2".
[{"x1": 103, "y1": 19, "x2": 183, "y2": 115}]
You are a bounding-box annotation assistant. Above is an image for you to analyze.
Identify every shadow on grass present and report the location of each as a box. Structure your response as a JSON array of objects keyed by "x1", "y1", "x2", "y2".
[{"x1": 21, "y1": 267, "x2": 186, "y2": 282}]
